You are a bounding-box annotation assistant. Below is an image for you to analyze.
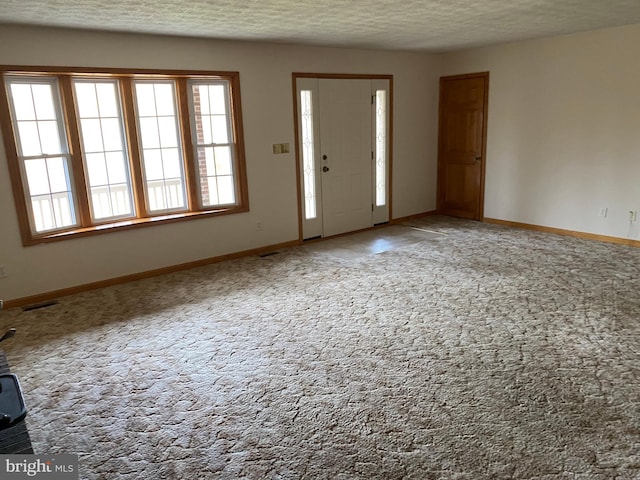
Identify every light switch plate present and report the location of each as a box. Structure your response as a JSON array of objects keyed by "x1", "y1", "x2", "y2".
[{"x1": 272, "y1": 143, "x2": 290, "y2": 155}]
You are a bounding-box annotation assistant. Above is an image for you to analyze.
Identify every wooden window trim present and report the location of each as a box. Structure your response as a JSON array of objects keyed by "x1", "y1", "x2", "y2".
[
  {"x1": 59, "y1": 75, "x2": 93, "y2": 226},
  {"x1": 176, "y1": 77, "x2": 199, "y2": 212},
  {"x1": 0, "y1": 66, "x2": 249, "y2": 246}
]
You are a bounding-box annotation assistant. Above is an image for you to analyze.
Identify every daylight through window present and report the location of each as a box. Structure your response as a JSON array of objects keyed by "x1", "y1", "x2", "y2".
[{"x1": 1, "y1": 68, "x2": 247, "y2": 244}]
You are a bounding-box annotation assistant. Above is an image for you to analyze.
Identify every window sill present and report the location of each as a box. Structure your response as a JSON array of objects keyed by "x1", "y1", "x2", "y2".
[{"x1": 25, "y1": 206, "x2": 249, "y2": 246}]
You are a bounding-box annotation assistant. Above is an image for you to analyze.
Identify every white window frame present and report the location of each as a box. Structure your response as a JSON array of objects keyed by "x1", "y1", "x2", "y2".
[
  {"x1": 72, "y1": 77, "x2": 136, "y2": 223},
  {"x1": 187, "y1": 79, "x2": 239, "y2": 209},
  {"x1": 5, "y1": 75, "x2": 79, "y2": 234},
  {"x1": 133, "y1": 79, "x2": 188, "y2": 214}
]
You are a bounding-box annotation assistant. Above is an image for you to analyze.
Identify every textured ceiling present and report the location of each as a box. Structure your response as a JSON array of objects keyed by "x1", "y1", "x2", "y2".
[{"x1": 1, "y1": 0, "x2": 640, "y2": 52}]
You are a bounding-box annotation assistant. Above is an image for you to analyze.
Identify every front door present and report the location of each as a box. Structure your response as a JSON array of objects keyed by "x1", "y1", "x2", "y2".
[
  {"x1": 319, "y1": 79, "x2": 372, "y2": 237},
  {"x1": 296, "y1": 77, "x2": 390, "y2": 240},
  {"x1": 437, "y1": 72, "x2": 489, "y2": 220}
]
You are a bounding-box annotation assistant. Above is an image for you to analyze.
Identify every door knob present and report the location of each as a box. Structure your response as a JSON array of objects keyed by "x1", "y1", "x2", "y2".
[
  {"x1": 322, "y1": 155, "x2": 328, "y2": 160},
  {"x1": 322, "y1": 166, "x2": 330, "y2": 172},
  {"x1": 475, "y1": 156, "x2": 482, "y2": 161}
]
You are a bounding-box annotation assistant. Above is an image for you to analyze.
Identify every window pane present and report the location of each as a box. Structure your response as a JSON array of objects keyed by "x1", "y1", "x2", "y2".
[
  {"x1": 10, "y1": 79, "x2": 67, "y2": 156},
  {"x1": 10, "y1": 84, "x2": 36, "y2": 120},
  {"x1": 74, "y1": 82, "x2": 99, "y2": 118},
  {"x1": 217, "y1": 176, "x2": 235, "y2": 204},
  {"x1": 197, "y1": 85, "x2": 210, "y2": 115},
  {"x1": 139, "y1": 117, "x2": 160, "y2": 149},
  {"x1": 90, "y1": 187, "x2": 111, "y2": 219},
  {"x1": 31, "y1": 196, "x2": 54, "y2": 232},
  {"x1": 47, "y1": 156, "x2": 69, "y2": 193},
  {"x1": 74, "y1": 79, "x2": 134, "y2": 221},
  {"x1": 16, "y1": 117, "x2": 66, "y2": 156},
  {"x1": 96, "y1": 83, "x2": 118, "y2": 117},
  {"x1": 38, "y1": 120, "x2": 62, "y2": 154},
  {"x1": 105, "y1": 151, "x2": 128, "y2": 184},
  {"x1": 85, "y1": 152, "x2": 108, "y2": 186},
  {"x1": 214, "y1": 146, "x2": 232, "y2": 176},
  {"x1": 135, "y1": 81, "x2": 186, "y2": 212},
  {"x1": 90, "y1": 182, "x2": 132, "y2": 220},
  {"x1": 200, "y1": 115, "x2": 212, "y2": 144},
  {"x1": 158, "y1": 117, "x2": 178, "y2": 148},
  {"x1": 25, "y1": 158, "x2": 76, "y2": 232},
  {"x1": 25, "y1": 158, "x2": 50, "y2": 195},
  {"x1": 162, "y1": 148, "x2": 181, "y2": 179},
  {"x1": 211, "y1": 115, "x2": 229, "y2": 144},
  {"x1": 7, "y1": 76, "x2": 77, "y2": 233},
  {"x1": 110, "y1": 183, "x2": 132, "y2": 217},
  {"x1": 80, "y1": 119, "x2": 104, "y2": 152},
  {"x1": 53, "y1": 193, "x2": 74, "y2": 227},
  {"x1": 31, "y1": 84, "x2": 56, "y2": 120},
  {"x1": 143, "y1": 149, "x2": 163, "y2": 181},
  {"x1": 154, "y1": 84, "x2": 175, "y2": 116},
  {"x1": 146, "y1": 181, "x2": 164, "y2": 210},
  {"x1": 207, "y1": 177, "x2": 218, "y2": 205},
  {"x1": 135, "y1": 83, "x2": 157, "y2": 117},
  {"x1": 101, "y1": 118, "x2": 123, "y2": 151},
  {"x1": 190, "y1": 80, "x2": 238, "y2": 209},
  {"x1": 145, "y1": 178, "x2": 185, "y2": 211},
  {"x1": 203, "y1": 147, "x2": 215, "y2": 174},
  {"x1": 208, "y1": 85, "x2": 226, "y2": 114},
  {"x1": 198, "y1": 148, "x2": 236, "y2": 207},
  {"x1": 17, "y1": 121, "x2": 41, "y2": 156},
  {"x1": 164, "y1": 181, "x2": 184, "y2": 209}
]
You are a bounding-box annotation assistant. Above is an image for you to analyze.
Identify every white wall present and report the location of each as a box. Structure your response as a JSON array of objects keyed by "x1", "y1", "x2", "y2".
[
  {"x1": 0, "y1": 25, "x2": 439, "y2": 301},
  {"x1": 440, "y1": 23, "x2": 640, "y2": 240}
]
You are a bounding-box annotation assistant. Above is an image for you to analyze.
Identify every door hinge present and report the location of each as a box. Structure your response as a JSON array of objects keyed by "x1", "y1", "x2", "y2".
[
  {"x1": 371, "y1": 95, "x2": 375, "y2": 105},
  {"x1": 372, "y1": 204, "x2": 374, "y2": 212},
  {"x1": 371, "y1": 151, "x2": 374, "y2": 160}
]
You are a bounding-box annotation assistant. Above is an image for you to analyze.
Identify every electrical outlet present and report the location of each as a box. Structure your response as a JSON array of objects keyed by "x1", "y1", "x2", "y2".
[
  {"x1": 256, "y1": 222, "x2": 263, "y2": 231},
  {"x1": 598, "y1": 207, "x2": 608, "y2": 218},
  {"x1": 0, "y1": 265, "x2": 6, "y2": 279},
  {"x1": 629, "y1": 211, "x2": 637, "y2": 222}
]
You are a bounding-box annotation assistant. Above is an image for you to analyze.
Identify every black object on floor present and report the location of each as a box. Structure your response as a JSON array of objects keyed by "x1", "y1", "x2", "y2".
[
  {"x1": 0, "y1": 351, "x2": 32, "y2": 454},
  {"x1": 0, "y1": 374, "x2": 26, "y2": 429}
]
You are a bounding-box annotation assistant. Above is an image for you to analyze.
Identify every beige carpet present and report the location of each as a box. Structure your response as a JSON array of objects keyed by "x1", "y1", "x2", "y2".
[{"x1": 1, "y1": 216, "x2": 639, "y2": 479}]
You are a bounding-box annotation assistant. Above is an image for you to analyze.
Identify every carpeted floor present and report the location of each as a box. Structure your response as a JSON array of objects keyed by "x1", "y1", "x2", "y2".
[{"x1": 1, "y1": 216, "x2": 639, "y2": 479}]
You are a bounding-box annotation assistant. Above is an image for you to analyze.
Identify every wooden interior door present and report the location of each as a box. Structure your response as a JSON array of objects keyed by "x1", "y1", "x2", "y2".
[{"x1": 437, "y1": 72, "x2": 488, "y2": 220}]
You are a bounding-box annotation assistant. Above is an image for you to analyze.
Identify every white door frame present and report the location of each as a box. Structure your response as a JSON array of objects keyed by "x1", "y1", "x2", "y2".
[{"x1": 293, "y1": 74, "x2": 392, "y2": 240}]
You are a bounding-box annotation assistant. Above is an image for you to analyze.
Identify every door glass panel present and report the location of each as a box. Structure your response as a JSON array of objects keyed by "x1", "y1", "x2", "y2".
[
  {"x1": 300, "y1": 90, "x2": 317, "y2": 220},
  {"x1": 375, "y1": 89, "x2": 387, "y2": 207}
]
